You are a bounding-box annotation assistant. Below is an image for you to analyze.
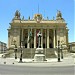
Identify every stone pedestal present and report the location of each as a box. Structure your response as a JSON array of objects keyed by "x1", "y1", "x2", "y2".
[{"x1": 34, "y1": 48, "x2": 46, "y2": 61}]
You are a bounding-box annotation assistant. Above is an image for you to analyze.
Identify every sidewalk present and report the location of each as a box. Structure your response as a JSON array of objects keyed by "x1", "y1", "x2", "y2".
[{"x1": 0, "y1": 53, "x2": 74, "y2": 67}]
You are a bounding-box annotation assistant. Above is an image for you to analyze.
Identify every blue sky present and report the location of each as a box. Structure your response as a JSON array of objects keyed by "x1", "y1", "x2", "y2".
[{"x1": 0, "y1": 0, "x2": 74, "y2": 44}]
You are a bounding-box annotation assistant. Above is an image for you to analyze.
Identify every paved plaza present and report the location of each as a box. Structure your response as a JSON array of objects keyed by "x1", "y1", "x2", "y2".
[{"x1": 0, "y1": 53, "x2": 75, "y2": 67}]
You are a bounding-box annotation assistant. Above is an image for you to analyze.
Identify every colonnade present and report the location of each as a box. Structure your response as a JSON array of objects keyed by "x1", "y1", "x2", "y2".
[{"x1": 21, "y1": 28, "x2": 56, "y2": 48}]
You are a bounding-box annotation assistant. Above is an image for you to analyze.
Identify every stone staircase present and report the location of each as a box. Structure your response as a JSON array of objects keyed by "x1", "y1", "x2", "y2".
[
  {"x1": 5, "y1": 48, "x2": 69, "y2": 59},
  {"x1": 21, "y1": 48, "x2": 57, "y2": 58}
]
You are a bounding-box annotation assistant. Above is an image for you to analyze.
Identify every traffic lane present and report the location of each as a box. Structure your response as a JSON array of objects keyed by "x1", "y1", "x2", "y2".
[{"x1": 0, "y1": 64, "x2": 74, "y2": 75}]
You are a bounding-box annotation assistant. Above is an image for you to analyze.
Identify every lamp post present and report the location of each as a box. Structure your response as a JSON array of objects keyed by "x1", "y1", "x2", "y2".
[
  {"x1": 14, "y1": 40, "x2": 17, "y2": 59},
  {"x1": 20, "y1": 47, "x2": 22, "y2": 62},
  {"x1": 60, "y1": 44, "x2": 63, "y2": 59},
  {"x1": 58, "y1": 40, "x2": 60, "y2": 62},
  {"x1": 19, "y1": 27, "x2": 23, "y2": 62}
]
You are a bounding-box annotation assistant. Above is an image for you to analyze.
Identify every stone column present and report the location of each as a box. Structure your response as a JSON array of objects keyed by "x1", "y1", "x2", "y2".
[
  {"x1": 17, "y1": 29, "x2": 20, "y2": 48},
  {"x1": 47, "y1": 29, "x2": 49, "y2": 48},
  {"x1": 34, "y1": 29, "x2": 36, "y2": 48},
  {"x1": 22, "y1": 29, "x2": 24, "y2": 41},
  {"x1": 45, "y1": 29, "x2": 47, "y2": 48},
  {"x1": 57, "y1": 29, "x2": 60, "y2": 47},
  {"x1": 56, "y1": 29, "x2": 58, "y2": 47},
  {"x1": 10, "y1": 35, "x2": 12, "y2": 47},
  {"x1": 55, "y1": 29, "x2": 57, "y2": 47},
  {"x1": 53, "y1": 29, "x2": 56, "y2": 48},
  {"x1": 66, "y1": 30, "x2": 68, "y2": 47},
  {"x1": 21, "y1": 29, "x2": 24, "y2": 47},
  {"x1": 27, "y1": 29, "x2": 30, "y2": 48},
  {"x1": 41, "y1": 29, "x2": 43, "y2": 48}
]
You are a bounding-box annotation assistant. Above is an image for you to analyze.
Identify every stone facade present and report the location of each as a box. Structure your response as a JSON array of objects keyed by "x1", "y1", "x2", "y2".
[
  {"x1": 69, "y1": 42, "x2": 75, "y2": 52},
  {"x1": 0, "y1": 41, "x2": 7, "y2": 53},
  {"x1": 7, "y1": 10, "x2": 69, "y2": 49}
]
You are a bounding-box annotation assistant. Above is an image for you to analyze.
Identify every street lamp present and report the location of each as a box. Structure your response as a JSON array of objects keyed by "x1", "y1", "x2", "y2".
[
  {"x1": 19, "y1": 40, "x2": 24, "y2": 62},
  {"x1": 20, "y1": 47, "x2": 22, "y2": 62},
  {"x1": 60, "y1": 44, "x2": 63, "y2": 59},
  {"x1": 58, "y1": 40, "x2": 60, "y2": 62},
  {"x1": 13, "y1": 40, "x2": 17, "y2": 59},
  {"x1": 19, "y1": 28, "x2": 23, "y2": 62}
]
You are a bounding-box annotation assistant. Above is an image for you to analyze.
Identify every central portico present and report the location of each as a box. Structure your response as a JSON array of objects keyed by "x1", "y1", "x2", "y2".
[{"x1": 8, "y1": 10, "x2": 68, "y2": 49}]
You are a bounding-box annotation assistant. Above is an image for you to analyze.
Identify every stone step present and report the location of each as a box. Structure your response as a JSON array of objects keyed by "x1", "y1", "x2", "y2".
[
  {"x1": 5, "y1": 48, "x2": 68, "y2": 58},
  {"x1": 21, "y1": 48, "x2": 57, "y2": 58}
]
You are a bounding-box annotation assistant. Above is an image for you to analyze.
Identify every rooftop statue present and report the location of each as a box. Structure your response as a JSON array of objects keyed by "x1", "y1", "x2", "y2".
[
  {"x1": 34, "y1": 14, "x2": 42, "y2": 22},
  {"x1": 56, "y1": 10, "x2": 62, "y2": 18},
  {"x1": 14, "y1": 10, "x2": 21, "y2": 19},
  {"x1": 56, "y1": 10, "x2": 65, "y2": 21},
  {"x1": 22, "y1": 16, "x2": 24, "y2": 20}
]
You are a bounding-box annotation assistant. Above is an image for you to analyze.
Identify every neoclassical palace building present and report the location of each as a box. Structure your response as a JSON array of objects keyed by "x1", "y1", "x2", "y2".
[{"x1": 7, "y1": 10, "x2": 68, "y2": 49}]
